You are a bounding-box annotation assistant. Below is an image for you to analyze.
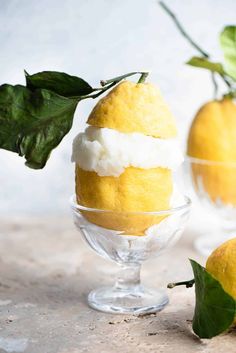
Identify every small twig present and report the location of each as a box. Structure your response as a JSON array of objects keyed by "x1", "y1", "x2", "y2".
[
  {"x1": 159, "y1": 1, "x2": 233, "y2": 95},
  {"x1": 167, "y1": 279, "x2": 195, "y2": 289},
  {"x1": 138, "y1": 72, "x2": 149, "y2": 83},
  {"x1": 78, "y1": 71, "x2": 150, "y2": 101},
  {"x1": 159, "y1": 1, "x2": 209, "y2": 58},
  {"x1": 211, "y1": 72, "x2": 218, "y2": 99},
  {"x1": 220, "y1": 74, "x2": 232, "y2": 89},
  {"x1": 90, "y1": 81, "x2": 118, "y2": 98},
  {"x1": 100, "y1": 71, "x2": 149, "y2": 86},
  {"x1": 79, "y1": 81, "x2": 118, "y2": 101},
  {"x1": 92, "y1": 87, "x2": 105, "y2": 91}
]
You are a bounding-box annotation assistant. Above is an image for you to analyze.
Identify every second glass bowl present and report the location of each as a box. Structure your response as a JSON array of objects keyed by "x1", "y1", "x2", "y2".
[{"x1": 186, "y1": 156, "x2": 236, "y2": 255}]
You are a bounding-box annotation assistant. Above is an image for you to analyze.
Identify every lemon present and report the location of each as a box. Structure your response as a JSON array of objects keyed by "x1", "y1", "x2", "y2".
[
  {"x1": 76, "y1": 165, "x2": 172, "y2": 234},
  {"x1": 76, "y1": 166, "x2": 172, "y2": 212},
  {"x1": 206, "y1": 238, "x2": 236, "y2": 305},
  {"x1": 87, "y1": 81, "x2": 177, "y2": 138},
  {"x1": 187, "y1": 98, "x2": 236, "y2": 205},
  {"x1": 75, "y1": 80, "x2": 177, "y2": 233}
]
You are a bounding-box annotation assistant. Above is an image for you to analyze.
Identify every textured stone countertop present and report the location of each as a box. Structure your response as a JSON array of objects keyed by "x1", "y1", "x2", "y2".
[{"x1": 0, "y1": 217, "x2": 235, "y2": 353}]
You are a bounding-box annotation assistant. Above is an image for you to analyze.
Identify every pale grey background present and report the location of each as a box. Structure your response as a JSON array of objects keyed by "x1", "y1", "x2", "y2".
[{"x1": 0, "y1": 0, "x2": 235, "y2": 215}]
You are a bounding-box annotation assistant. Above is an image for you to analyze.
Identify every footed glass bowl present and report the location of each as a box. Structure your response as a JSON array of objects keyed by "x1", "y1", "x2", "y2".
[
  {"x1": 186, "y1": 156, "x2": 236, "y2": 256},
  {"x1": 70, "y1": 195, "x2": 191, "y2": 314}
]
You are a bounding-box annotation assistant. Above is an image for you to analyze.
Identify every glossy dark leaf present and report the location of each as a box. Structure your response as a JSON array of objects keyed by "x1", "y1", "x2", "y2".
[
  {"x1": 0, "y1": 84, "x2": 78, "y2": 169},
  {"x1": 25, "y1": 71, "x2": 94, "y2": 97},
  {"x1": 190, "y1": 259, "x2": 235, "y2": 339}
]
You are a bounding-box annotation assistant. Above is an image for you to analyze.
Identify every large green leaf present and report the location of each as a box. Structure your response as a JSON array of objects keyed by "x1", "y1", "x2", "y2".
[
  {"x1": 190, "y1": 259, "x2": 235, "y2": 339},
  {"x1": 186, "y1": 56, "x2": 225, "y2": 75},
  {"x1": 220, "y1": 26, "x2": 236, "y2": 81},
  {"x1": 0, "y1": 84, "x2": 78, "y2": 169},
  {"x1": 25, "y1": 71, "x2": 94, "y2": 97}
]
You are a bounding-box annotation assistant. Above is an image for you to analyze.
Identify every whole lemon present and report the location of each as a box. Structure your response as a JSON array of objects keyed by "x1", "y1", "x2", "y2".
[
  {"x1": 187, "y1": 98, "x2": 236, "y2": 205},
  {"x1": 75, "y1": 80, "x2": 178, "y2": 234},
  {"x1": 206, "y1": 238, "x2": 236, "y2": 302}
]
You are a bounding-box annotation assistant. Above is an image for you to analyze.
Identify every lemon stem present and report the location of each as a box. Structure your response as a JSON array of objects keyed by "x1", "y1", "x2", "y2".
[
  {"x1": 223, "y1": 91, "x2": 236, "y2": 99},
  {"x1": 167, "y1": 279, "x2": 195, "y2": 289},
  {"x1": 100, "y1": 71, "x2": 149, "y2": 86},
  {"x1": 159, "y1": 1, "x2": 209, "y2": 58},
  {"x1": 159, "y1": 1, "x2": 232, "y2": 94},
  {"x1": 79, "y1": 71, "x2": 149, "y2": 101},
  {"x1": 211, "y1": 72, "x2": 218, "y2": 99},
  {"x1": 220, "y1": 74, "x2": 232, "y2": 89},
  {"x1": 79, "y1": 81, "x2": 118, "y2": 100},
  {"x1": 138, "y1": 72, "x2": 149, "y2": 83}
]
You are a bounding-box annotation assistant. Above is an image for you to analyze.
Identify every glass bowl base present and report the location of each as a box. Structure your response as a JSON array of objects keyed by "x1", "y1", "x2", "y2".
[
  {"x1": 88, "y1": 286, "x2": 169, "y2": 314},
  {"x1": 194, "y1": 232, "x2": 235, "y2": 257}
]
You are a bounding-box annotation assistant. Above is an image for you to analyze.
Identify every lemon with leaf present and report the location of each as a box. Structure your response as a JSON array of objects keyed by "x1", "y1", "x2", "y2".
[
  {"x1": 168, "y1": 239, "x2": 236, "y2": 339},
  {"x1": 73, "y1": 75, "x2": 183, "y2": 234},
  {"x1": 186, "y1": 26, "x2": 236, "y2": 205},
  {"x1": 0, "y1": 69, "x2": 183, "y2": 234},
  {"x1": 206, "y1": 238, "x2": 236, "y2": 305},
  {"x1": 161, "y1": 1, "x2": 236, "y2": 206}
]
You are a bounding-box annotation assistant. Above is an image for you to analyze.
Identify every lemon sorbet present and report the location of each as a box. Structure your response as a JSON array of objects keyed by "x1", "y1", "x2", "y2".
[{"x1": 72, "y1": 80, "x2": 183, "y2": 233}]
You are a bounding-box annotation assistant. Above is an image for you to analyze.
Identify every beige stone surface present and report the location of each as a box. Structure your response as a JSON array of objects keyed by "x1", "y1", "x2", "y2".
[{"x1": 0, "y1": 217, "x2": 235, "y2": 353}]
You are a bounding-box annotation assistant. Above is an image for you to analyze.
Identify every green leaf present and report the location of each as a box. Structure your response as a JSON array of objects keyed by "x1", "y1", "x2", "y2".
[
  {"x1": 190, "y1": 259, "x2": 235, "y2": 339},
  {"x1": 25, "y1": 71, "x2": 94, "y2": 97},
  {"x1": 220, "y1": 26, "x2": 236, "y2": 81},
  {"x1": 186, "y1": 56, "x2": 225, "y2": 75},
  {"x1": 0, "y1": 84, "x2": 78, "y2": 169}
]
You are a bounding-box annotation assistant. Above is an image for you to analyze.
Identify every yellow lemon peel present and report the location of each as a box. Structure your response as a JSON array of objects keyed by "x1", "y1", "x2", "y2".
[
  {"x1": 75, "y1": 165, "x2": 172, "y2": 234},
  {"x1": 206, "y1": 238, "x2": 236, "y2": 320},
  {"x1": 75, "y1": 79, "x2": 177, "y2": 233},
  {"x1": 187, "y1": 98, "x2": 236, "y2": 205},
  {"x1": 87, "y1": 81, "x2": 177, "y2": 139}
]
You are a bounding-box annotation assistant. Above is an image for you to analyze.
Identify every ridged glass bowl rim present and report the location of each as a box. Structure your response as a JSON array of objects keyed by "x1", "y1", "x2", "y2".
[
  {"x1": 70, "y1": 194, "x2": 191, "y2": 216},
  {"x1": 186, "y1": 155, "x2": 236, "y2": 167}
]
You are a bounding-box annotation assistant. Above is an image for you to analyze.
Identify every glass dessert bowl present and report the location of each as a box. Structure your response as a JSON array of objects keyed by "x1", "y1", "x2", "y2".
[
  {"x1": 70, "y1": 194, "x2": 191, "y2": 314},
  {"x1": 186, "y1": 157, "x2": 236, "y2": 256}
]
